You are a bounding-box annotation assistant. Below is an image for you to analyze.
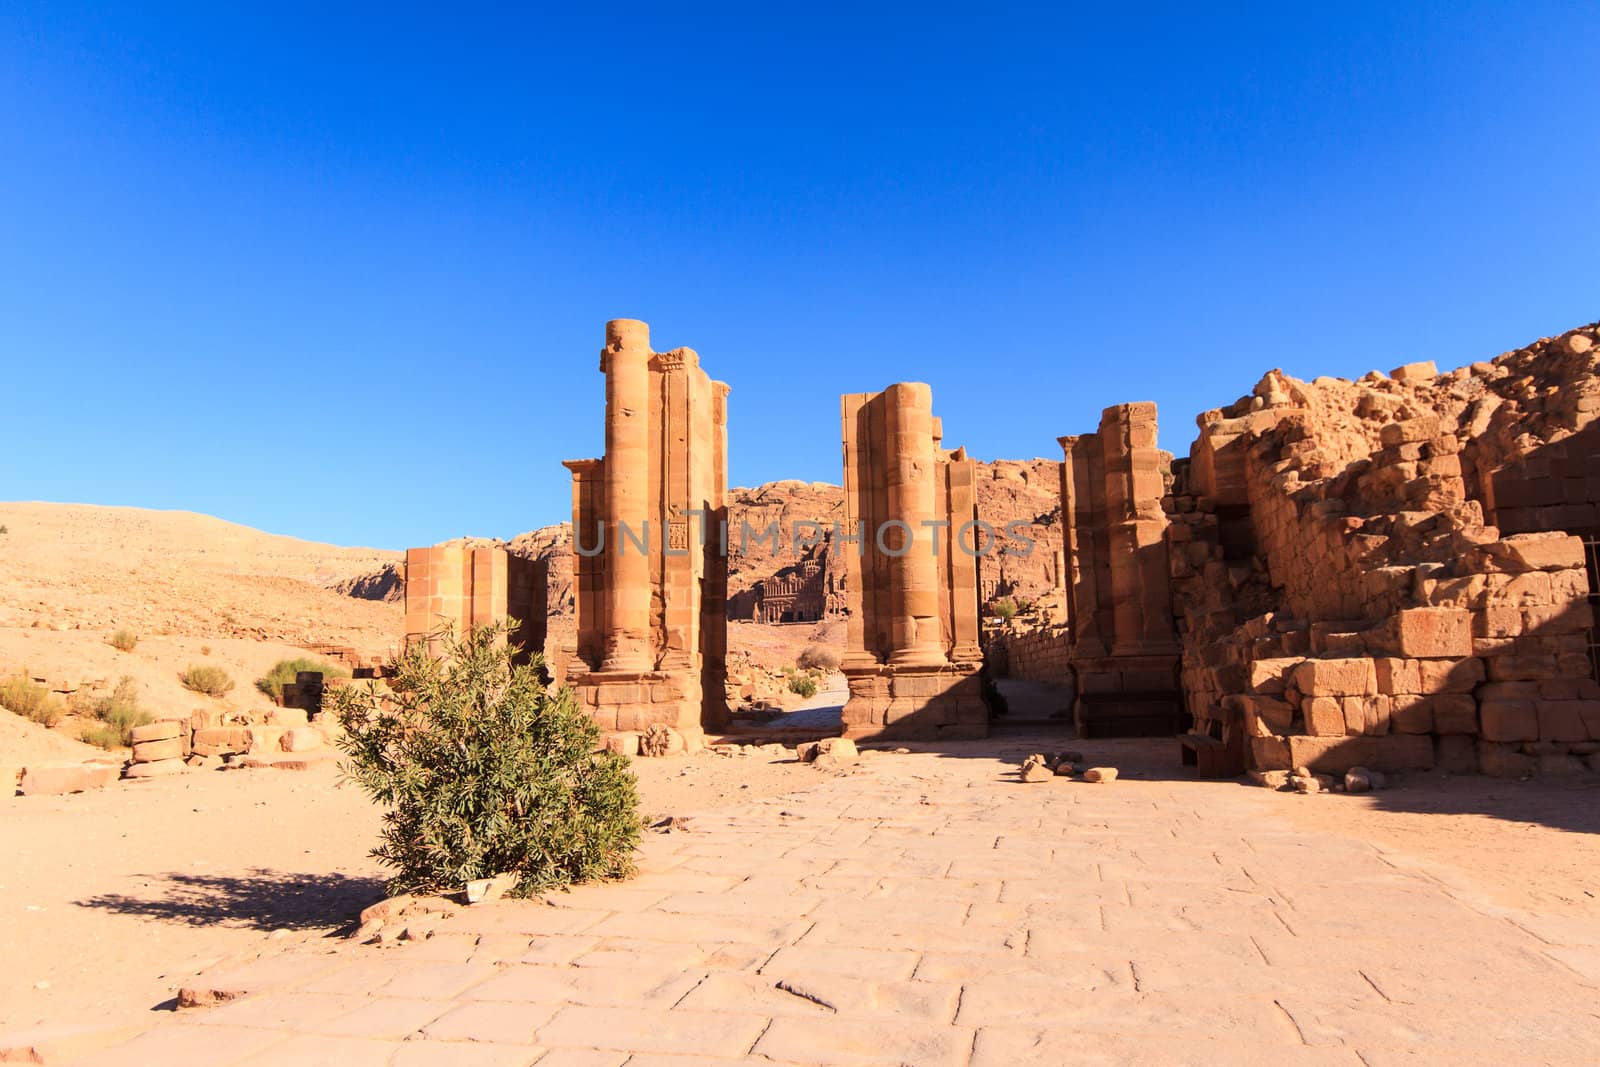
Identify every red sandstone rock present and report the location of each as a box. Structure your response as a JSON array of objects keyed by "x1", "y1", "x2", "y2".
[
  {"x1": 19, "y1": 763, "x2": 119, "y2": 796},
  {"x1": 1391, "y1": 608, "x2": 1473, "y2": 659}
]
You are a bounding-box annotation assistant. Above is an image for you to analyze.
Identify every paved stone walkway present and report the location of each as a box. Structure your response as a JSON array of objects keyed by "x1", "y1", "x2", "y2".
[{"x1": 71, "y1": 739, "x2": 1600, "y2": 1065}]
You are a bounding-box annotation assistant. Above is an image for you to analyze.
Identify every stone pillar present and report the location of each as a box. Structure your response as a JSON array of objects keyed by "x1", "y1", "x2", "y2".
[
  {"x1": 602, "y1": 319, "x2": 653, "y2": 671},
  {"x1": 1059, "y1": 434, "x2": 1107, "y2": 656},
  {"x1": 1101, "y1": 403, "x2": 1175, "y2": 656},
  {"x1": 944, "y1": 452, "x2": 982, "y2": 664},
  {"x1": 885, "y1": 383, "x2": 948, "y2": 667}
]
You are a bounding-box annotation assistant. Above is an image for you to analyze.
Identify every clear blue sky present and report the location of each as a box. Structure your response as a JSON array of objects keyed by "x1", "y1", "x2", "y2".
[{"x1": 3, "y1": 6, "x2": 1596, "y2": 550}]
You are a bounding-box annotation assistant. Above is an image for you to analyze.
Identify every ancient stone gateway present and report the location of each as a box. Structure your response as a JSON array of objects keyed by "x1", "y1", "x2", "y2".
[
  {"x1": 839, "y1": 383, "x2": 987, "y2": 740},
  {"x1": 561, "y1": 319, "x2": 731, "y2": 743},
  {"x1": 1057, "y1": 402, "x2": 1183, "y2": 735}
]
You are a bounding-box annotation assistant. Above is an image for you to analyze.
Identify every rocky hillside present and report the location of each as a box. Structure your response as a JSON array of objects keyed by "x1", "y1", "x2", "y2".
[{"x1": 377, "y1": 459, "x2": 1069, "y2": 625}]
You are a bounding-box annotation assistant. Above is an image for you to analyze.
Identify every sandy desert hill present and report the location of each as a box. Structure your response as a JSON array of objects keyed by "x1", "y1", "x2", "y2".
[{"x1": 0, "y1": 502, "x2": 403, "y2": 760}]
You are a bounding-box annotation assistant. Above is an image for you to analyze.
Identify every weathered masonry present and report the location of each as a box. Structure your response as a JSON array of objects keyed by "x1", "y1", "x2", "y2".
[
  {"x1": 839, "y1": 383, "x2": 988, "y2": 740},
  {"x1": 561, "y1": 319, "x2": 732, "y2": 742},
  {"x1": 402, "y1": 545, "x2": 545, "y2": 665}
]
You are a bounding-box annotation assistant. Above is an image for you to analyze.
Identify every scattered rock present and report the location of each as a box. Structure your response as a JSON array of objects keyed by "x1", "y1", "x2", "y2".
[
  {"x1": 1019, "y1": 754, "x2": 1053, "y2": 783},
  {"x1": 465, "y1": 872, "x2": 519, "y2": 904},
  {"x1": 1082, "y1": 766, "x2": 1118, "y2": 783},
  {"x1": 798, "y1": 737, "x2": 859, "y2": 769},
  {"x1": 652, "y1": 815, "x2": 694, "y2": 833},
  {"x1": 604, "y1": 732, "x2": 641, "y2": 757}
]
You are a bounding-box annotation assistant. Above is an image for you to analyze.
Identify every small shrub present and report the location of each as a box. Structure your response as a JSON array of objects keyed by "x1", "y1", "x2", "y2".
[
  {"x1": 181, "y1": 665, "x2": 235, "y2": 697},
  {"x1": 992, "y1": 596, "x2": 1019, "y2": 621},
  {"x1": 108, "y1": 629, "x2": 139, "y2": 652},
  {"x1": 786, "y1": 670, "x2": 819, "y2": 699},
  {"x1": 79, "y1": 723, "x2": 123, "y2": 749},
  {"x1": 0, "y1": 524, "x2": 8, "y2": 534},
  {"x1": 0, "y1": 675, "x2": 64, "y2": 727},
  {"x1": 256, "y1": 657, "x2": 350, "y2": 706},
  {"x1": 200, "y1": 645, "x2": 212, "y2": 656},
  {"x1": 330, "y1": 622, "x2": 641, "y2": 897},
  {"x1": 80, "y1": 675, "x2": 154, "y2": 748},
  {"x1": 796, "y1": 644, "x2": 842, "y2": 672}
]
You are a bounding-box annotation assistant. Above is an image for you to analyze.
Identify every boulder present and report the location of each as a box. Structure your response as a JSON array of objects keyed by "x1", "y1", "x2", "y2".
[{"x1": 1082, "y1": 766, "x2": 1118, "y2": 783}]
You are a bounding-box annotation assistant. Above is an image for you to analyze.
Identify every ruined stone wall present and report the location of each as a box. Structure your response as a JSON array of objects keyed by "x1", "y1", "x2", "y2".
[
  {"x1": 401, "y1": 545, "x2": 545, "y2": 666},
  {"x1": 1176, "y1": 324, "x2": 1600, "y2": 778},
  {"x1": 992, "y1": 627, "x2": 1073, "y2": 685}
]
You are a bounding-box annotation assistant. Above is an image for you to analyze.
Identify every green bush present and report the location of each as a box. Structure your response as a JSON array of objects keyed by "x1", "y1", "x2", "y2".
[
  {"x1": 108, "y1": 629, "x2": 139, "y2": 652},
  {"x1": 79, "y1": 676, "x2": 154, "y2": 749},
  {"x1": 0, "y1": 675, "x2": 64, "y2": 727},
  {"x1": 786, "y1": 670, "x2": 819, "y2": 699},
  {"x1": 181, "y1": 665, "x2": 235, "y2": 697},
  {"x1": 992, "y1": 596, "x2": 1019, "y2": 621},
  {"x1": 256, "y1": 657, "x2": 350, "y2": 706},
  {"x1": 796, "y1": 644, "x2": 842, "y2": 672},
  {"x1": 329, "y1": 622, "x2": 641, "y2": 898}
]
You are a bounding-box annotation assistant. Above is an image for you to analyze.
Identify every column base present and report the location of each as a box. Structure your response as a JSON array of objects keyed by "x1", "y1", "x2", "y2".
[
  {"x1": 840, "y1": 661, "x2": 988, "y2": 742},
  {"x1": 571, "y1": 668, "x2": 713, "y2": 749}
]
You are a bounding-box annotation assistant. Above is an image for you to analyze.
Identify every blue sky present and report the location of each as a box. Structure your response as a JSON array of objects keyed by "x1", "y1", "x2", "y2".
[{"x1": 3, "y1": 6, "x2": 1596, "y2": 550}]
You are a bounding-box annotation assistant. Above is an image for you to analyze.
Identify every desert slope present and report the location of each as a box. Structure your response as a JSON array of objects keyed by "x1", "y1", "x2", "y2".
[{"x1": 0, "y1": 502, "x2": 399, "y2": 646}]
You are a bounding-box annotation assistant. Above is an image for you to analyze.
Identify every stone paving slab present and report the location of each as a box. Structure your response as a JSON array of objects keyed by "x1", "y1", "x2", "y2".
[{"x1": 64, "y1": 739, "x2": 1600, "y2": 1065}]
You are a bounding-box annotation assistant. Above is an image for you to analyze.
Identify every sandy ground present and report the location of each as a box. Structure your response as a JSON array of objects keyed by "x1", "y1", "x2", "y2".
[{"x1": 0, "y1": 749, "x2": 824, "y2": 1034}]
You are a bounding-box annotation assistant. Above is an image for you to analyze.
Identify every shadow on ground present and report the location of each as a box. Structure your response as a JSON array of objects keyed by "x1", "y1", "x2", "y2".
[{"x1": 76, "y1": 868, "x2": 386, "y2": 932}]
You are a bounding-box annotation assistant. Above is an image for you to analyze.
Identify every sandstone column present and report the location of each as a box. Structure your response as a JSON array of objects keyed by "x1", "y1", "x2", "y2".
[
  {"x1": 886, "y1": 382, "x2": 947, "y2": 667},
  {"x1": 602, "y1": 319, "x2": 653, "y2": 671}
]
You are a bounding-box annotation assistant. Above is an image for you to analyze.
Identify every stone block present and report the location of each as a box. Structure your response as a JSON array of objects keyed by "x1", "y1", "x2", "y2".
[
  {"x1": 245, "y1": 726, "x2": 286, "y2": 754},
  {"x1": 124, "y1": 758, "x2": 188, "y2": 779},
  {"x1": 1371, "y1": 734, "x2": 1434, "y2": 771},
  {"x1": 1497, "y1": 533, "x2": 1586, "y2": 572},
  {"x1": 192, "y1": 727, "x2": 251, "y2": 757},
  {"x1": 129, "y1": 720, "x2": 180, "y2": 745},
  {"x1": 1486, "y1": 654, "x2": 1562, "y2": 681},
  {"x1": 1429, "y1": 694, "x2": 1479, "y2": 734},
  {"x1": 1479, "y1": 699, "x2": 1539, "y2": 742},
  {"x1": 1478, "y1": 741, "x2": 1536, "y2": 778},
  {"x1": 603, "y1": 732, "x2": 640, "y2": 757},
  {"x1": 19, "y1": 763, "x2": 119, "y2": 795},
  {"x1": 267, "y1": 708, "x2": 309, "y2": 728},
  {"x1": 1249, "y1": 735, "x2": 1291, "y2": 771},
  {"x1": 1303, "y1": 697, "x2": 1346, "y2": 737},
  {"x1": 1434, "y1": 734, "x2": 1477, "y2": 774},
  {"x1": 1373, "y1": 658, "x2": 1423, "y2": 696},
  {"x1": 1291, "y1": 658, "x2": 1376, "y2": 698},
  {"x1": 131, "y1": 737, "x2": 183, "y2": 764},
  {"x1": 1246, "y1": 658, "x2": 1303, "y2": 696},
  {"x1": 1389, "y1": 694, "x2": 1432, "y2": 734},
  {"x1": 1237, "y1": 696, "x2": 1294, "y2": 736},
  {"x1": 1476, "y1": 606, "x2": 1523, "y2": 638},
  {"x1": 1539, "y1": 700, "x2": 1600, "y2": 742},
  {"x1": 1392, "y1": 608, "x2": 1473, "y2": 658},
  {"x1": 1416, "y1": 657, "x2": 1485, "y2": 693},
  {"x1": 279, "y1": 727, "x2": 324, "y2": 753},
  {"x1": 1286, "y1": 735, "x2": 1378, "y2": 774}
]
